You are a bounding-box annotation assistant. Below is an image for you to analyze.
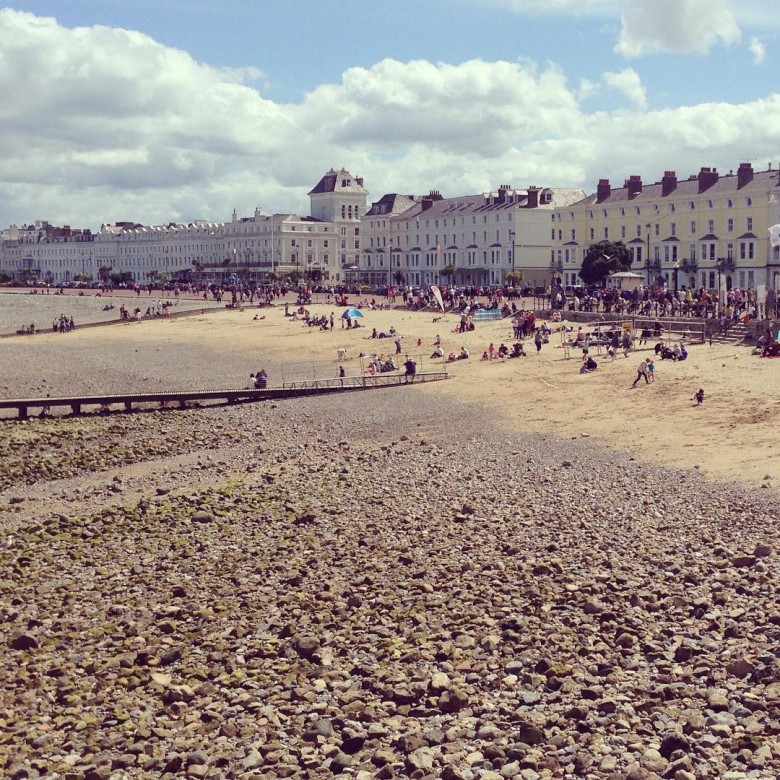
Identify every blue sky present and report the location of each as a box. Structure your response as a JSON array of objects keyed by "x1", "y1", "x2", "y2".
[{"x1": 1, "y1": 0, "x2": 778, "y2": 228}]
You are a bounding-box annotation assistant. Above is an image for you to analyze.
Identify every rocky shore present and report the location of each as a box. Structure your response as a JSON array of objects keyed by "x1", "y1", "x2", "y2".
[{"x1": 1, "y1": 387, "x2": 779, "y2": 779}]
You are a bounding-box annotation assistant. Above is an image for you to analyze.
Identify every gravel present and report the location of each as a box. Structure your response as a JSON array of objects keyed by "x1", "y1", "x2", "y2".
[{"x1": 1, "y1": 384, "x2": 779, "y2": 778}]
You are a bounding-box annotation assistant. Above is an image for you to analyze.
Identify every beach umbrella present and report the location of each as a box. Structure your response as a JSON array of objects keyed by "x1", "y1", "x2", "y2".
[{"x1": 342, "y1": 307, "x2": 364, "y2": 319}]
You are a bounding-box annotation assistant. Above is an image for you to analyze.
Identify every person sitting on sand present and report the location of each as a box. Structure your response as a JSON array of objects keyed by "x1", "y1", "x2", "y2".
[
  {"x1": 511, "y1": 342, "x2": 525, "y2": 358},
  {"x1": 762, "y1": 339, "x2": 780, "y2": 357},
  {"x1": 579, "y1": 355, "x2": 598, "y2": 373},
  {"x1": 498, "y1": 343, "x2": 509, "y2": 358},
  {"x1": 430, "y1": 346, "x2": 444, "y2": 358},
  {"x1": 458, "y1": 346, "x2": 469, "y2": 360}
]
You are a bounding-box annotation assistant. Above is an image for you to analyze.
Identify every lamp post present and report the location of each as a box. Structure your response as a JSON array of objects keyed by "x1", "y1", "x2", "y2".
[
  {"x1": 645, "y1": 223, "x2": 651, "y2": 287},
  {"x1": 549, "y1": 258, "x2": 557, "y2": 310},
  {"x1": 508, "y1": 230, "x2": 516, "y2": 274},
  {"x1": 672, "y1": 261, "x2": 679, "y2": 295}
]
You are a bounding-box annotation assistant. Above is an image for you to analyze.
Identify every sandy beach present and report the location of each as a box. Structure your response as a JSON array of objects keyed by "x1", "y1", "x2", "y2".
[
  {"x1": 2, "y1": 301, "x2": 780, "y2": 779},
  {"x1": 4, "y1": 299, "x2": 777, "y2": 487}
]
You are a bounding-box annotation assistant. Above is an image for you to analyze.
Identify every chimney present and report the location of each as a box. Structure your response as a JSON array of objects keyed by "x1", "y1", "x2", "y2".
[
  {"x1": 661, "y1": 171, "x2": 677, "y2": 197},
  {"x1": 625, "y1": 175, "x2": 642, "y2": 198},
  {"x1": 421, "y1": 189, "x2": 443, "y2": 211},
  {"x1": 525, "y1": 186, "x2": 539, "y2": 208},
  {"x1": 737, "y1": 162, "x2": 754, "y2": 189},
  {"x1": 697, "y1": 166, "x2": 719, "y2": 193},
  {"x1": 596, "y1": 179, "x2": 611, "y2": 203},
  {"x1": 497, "y1": 184, "x2": 511, "y2": 203}
]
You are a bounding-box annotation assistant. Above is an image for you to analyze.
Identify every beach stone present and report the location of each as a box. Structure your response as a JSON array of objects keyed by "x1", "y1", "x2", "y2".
[
  {"x1": 8, "y1": 632, "x2": 38, "y2": 650},
  {"x1": 515, "y1": 722, "x2": 546, "y2": 746},
  {"x1": 438, "y1": 688, "x2": 469, "y2": 713},
  {"x1": 190, "y1": 510, "x2": 213, "y2": 523},
  {"x1": 293, "y1": 635, "x2": 320, "y2": 659}
]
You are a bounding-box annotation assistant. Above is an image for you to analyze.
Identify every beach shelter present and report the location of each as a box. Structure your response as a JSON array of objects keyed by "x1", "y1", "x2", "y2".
[{"x1": 342, "y1": 307, "x2": 364, "y2": 319}]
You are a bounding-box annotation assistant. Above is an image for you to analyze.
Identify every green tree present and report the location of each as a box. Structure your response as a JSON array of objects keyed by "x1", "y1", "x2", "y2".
[
  {"x1": 579, "y1": 241, "x2": 631, "y2": 285},
  {"x1": 440, "y1": 264, "x2": 456, "y2": 284},
  {"x1": 98, "y1": 265, "x2": 113, "y2": 284}
]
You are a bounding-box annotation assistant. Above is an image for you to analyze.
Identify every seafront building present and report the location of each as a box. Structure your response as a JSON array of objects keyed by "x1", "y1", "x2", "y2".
[
  {"x1": 0, "y1": 169, "x2": 368, "y2": 287},
  {"x1": 0, "y1": 169, "x2": 583, "y2": 291},
  {"x1": 3, "y1": 162, "x2": 779, "y2": 299},
  {"x1": 552, "y1": 162, "x2": 780, "y2": 298},
  {"x1": 359, "y1": 184, "x2": 584, "y2": 290}
]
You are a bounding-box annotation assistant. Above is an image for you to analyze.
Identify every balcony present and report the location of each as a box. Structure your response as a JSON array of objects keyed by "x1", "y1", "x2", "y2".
[{"x1": 680, "y1": 260, "x2": 697, "y2": 273}]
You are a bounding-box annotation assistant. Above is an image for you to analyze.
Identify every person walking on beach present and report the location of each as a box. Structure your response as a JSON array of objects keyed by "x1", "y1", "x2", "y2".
[
  {"x1": 621, "y1": 331, "x2": 632, "y2": 357},
  {"x1": 631, "y1": 358, "x2": 650, "y2": 388},
  {"x1": 534, "y1": 328, "x2": 543, "y2": 353}
]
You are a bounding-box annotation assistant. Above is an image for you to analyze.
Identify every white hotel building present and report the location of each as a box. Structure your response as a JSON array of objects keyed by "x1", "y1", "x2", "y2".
[
  {"x1": 0, "y1": 169, "x2": 367, "y2": 286},
  {"x1": 0, "y1": 168, "x2": 584, "y2": 291}
]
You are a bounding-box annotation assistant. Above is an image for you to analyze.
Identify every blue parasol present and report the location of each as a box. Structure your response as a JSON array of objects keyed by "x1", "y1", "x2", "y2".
[{"x1": 342, "y1": 307, "x2": 364, "y2": 319}]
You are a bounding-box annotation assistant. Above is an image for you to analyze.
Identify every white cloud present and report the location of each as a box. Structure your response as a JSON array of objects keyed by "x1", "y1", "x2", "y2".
[
  {"x1": 749, "y1": 36, "x2": 766, "y2": 65},
  {"x1": 1, "y1": 8, "x2": 780, "y2": 233},
  {"x1": 602, "y1": 68, "x2": 647, "y2": 110},
  {"x1": 615, "y1": 0, "x2": 741, "y2": 57}
]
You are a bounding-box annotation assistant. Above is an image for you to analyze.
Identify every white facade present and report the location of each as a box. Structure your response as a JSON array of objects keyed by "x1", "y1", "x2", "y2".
[
  {"x1": 0, "y1": 167, "x2": 367, "y2": 285},
  {"x1": 359, "y1": 185, "x2": 585, "y2": 289}
]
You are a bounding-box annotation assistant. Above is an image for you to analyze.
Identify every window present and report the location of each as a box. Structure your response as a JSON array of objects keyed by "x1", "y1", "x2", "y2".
[
  {"x1": 747, "y1": 217, "x2": 753, "y2": 232},
  {"x1": 727, "y1": 218, "x2": 734, "y2": 232},
  {"x1": 690, "y1": 221, "x2": 696, "y2": 235},
  {"x1": 727, "y1": 199, "x2": 733, "y2": 208},
  {"x1": 708, "y1": 220, "x2": 714, "y2": 233},
  {"x1": 589, "y1": 228, "x2": 595, "y2": 241},
  {"x1": 621, "y1": 226, "x2": 626, "y2": 238},
  {"x1": 603, "y1": 227, "x2": 609, "y2": 240},
  {"x1": 670, "y1": 222, "x2": 676, "y2": 237},
  {"x1": 746, "y1": 198, "x2": 753, "y2": 206},
  {"x1": 689, "y1": 201, "x2": 695, "y2": 210}
]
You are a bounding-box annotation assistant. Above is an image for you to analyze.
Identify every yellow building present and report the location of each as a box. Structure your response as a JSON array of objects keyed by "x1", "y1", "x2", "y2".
[{"x1": 552, "y1": 162, "x2": 780, "y2": 298}]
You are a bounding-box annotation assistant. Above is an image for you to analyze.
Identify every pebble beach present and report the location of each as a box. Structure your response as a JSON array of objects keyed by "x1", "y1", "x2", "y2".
[{"x1": 1, "y1": 300, "x2": 779, "y2": 779}]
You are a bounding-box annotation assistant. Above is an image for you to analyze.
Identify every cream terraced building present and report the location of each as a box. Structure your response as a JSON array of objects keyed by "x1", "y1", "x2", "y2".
[
  {"x1": 359, "y1": 184, "x2": 585, "y2": 290},
  {"x1": 552, "y1": 162, "x2": 780, "y2": 296}
]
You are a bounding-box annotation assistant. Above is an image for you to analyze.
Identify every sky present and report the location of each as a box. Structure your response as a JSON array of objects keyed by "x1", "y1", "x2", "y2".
[{"x1": 1, "y1": 0, "x2": 779, "y2": 230}]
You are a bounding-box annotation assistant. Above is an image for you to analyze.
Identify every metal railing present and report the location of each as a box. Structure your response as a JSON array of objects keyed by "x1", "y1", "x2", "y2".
[{"x1": 0, "y1": 372, "x2": 449, "y2": 420}]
